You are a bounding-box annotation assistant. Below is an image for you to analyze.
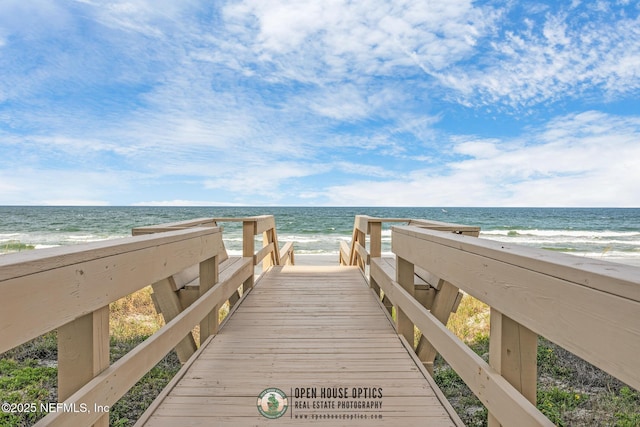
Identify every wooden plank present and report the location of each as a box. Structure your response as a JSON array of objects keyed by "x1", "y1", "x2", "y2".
[
  {"x1": 369, "y1": 221, "x2": 382, "y2": 258},
  {"x1": 0, "y1": 227, "x2": 222, "y2": 354},
  {"x1": 355, "y1": 215, "x2": 370, "y2": 234},
  {"x1": 0, "y1": 227, "x2": 219, "y2": 280},
  {"x1": 339, "y1": 241, "x2": 350, "y2": 265},
  {"x1": 57, "y1": 306, "x2": 110, "y2": 427},
  {"x1": 242, "y1": 221, "x2": 255, "y2": 292},
  {"x1": 142, "y1": 417, "x2": 456, "y2": 427},
  {"x1": 279, "y1": 241, "x2": 295, "y2": 265},
  {"x1": 392, "y1": 226, "x2": 640, "y2": 390},
  {"x1": 396, "y1": 256, "x2": 414, "y2": 345},
  {"x1": 132, "y1": 218, "x2": 217, "y2": 235},
  {"x1": 151, "y1": 278, "x2": 198, "y2": 363},
  {"x1": 199, "y1": 256, "x2": 219, "y2": 343},
  {"x1": 354, "y1": 242, "x2": 369, "y2": 266},
  {"x1": 408, "y1": 219, "x2": 480, "y2": 235},
  {"x1": 254, "y1": 215, "x2": 277, "y2": 235},
  {"x1": 254, "y1": 242, "x2": 275, "y2": 266},
  {"x1": 393, "y1": 225, "x2": 640, "y2": 302},
  {"x1": 415, "y1": 280, "x2": 461, "y2": 372},
  {"x1": 137, "y1": 266, "x2": 459, "y2": 427},
  {"x1": 488, "y1": 309, "x2": 538, "y2": 427}
]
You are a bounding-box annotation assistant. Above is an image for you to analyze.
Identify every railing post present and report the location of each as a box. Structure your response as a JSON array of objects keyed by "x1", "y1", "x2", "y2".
[
  {"x1": 353, "y1": 228, "x2": 367, "y2": 271},
  {"x1": 488, "y1": 308, "x2": 538, "y2": 427},
  {"x1": 58, "y1": 306, "x2": 110, "y2": 427},
  {"x1": 262, "y1": 228, "x2": 276, "y2": 270},
  {"x1": 199, "y1": 255, "x2": 219, "y2": 344},
  {"x1": 368, "y1": 220, "x2": 382, "y2": 258},
  {"x1": 368, "y1": 221, "x2": 383, "y2": 297},
  {"x1": 396, "y1": 256, "x2": 415, "y2": 345},
  {"x1": 243, "y1": 220, "x2": 256, "y2": 292}
]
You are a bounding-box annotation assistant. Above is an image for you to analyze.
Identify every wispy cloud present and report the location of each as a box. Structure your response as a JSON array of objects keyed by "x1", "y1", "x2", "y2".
[
  {"x1": 0, "y1": 1, "x2": 639, "y2": 206},
  {"x1": 438, "y1": 3, "x2": 640, "y2": 108},
  {"x1": 322, "y1": 112, "x2": 640, "y2": 207}
]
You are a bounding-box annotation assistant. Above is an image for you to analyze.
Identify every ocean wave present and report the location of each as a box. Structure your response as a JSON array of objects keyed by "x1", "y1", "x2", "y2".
[
  {"x1": 0, "y1": 233, "x2": 21, "y2": 240},
  {"x1": 482, "y1": 229, "x2": 640, "y2": 238}
]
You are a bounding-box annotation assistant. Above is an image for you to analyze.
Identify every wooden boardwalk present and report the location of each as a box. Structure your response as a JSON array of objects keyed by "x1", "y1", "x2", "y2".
[{"x1": 136, "y1": 266, "x2": 461, "y2": 426}]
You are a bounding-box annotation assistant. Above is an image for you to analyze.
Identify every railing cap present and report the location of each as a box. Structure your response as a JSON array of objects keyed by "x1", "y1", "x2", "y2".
[
  {"x1": 0, "y1": 227, "x2": 221, "y2": 281},
  {"x1": 392, "y1": 224, "x2": 640, "y2": 302}
]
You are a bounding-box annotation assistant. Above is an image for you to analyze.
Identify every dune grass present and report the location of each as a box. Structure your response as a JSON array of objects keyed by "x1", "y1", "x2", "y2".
[{"x1": 0, "y1": 241, "x2": 35, "y2": 254}]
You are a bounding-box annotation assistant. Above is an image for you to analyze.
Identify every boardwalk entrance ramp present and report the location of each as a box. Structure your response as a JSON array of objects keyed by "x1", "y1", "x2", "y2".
[{"x1": 136, "y1": 266, "x2": 461, "y2": 426}]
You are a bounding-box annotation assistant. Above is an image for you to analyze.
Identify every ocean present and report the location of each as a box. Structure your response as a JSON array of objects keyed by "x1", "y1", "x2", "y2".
[{"x1": 1, "y1": 206, "x2": 639, "y2": 267}]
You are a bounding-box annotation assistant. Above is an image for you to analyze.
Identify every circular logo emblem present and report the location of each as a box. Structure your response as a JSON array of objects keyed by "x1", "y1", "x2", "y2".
[{"x1": 257, "y1": 388, "x2": 288, "y2": 419}]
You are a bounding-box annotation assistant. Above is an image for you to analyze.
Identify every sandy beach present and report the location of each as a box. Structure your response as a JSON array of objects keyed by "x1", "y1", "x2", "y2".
[{"x1": 292, "y1": 254, "x2": 341, "y2": 266}]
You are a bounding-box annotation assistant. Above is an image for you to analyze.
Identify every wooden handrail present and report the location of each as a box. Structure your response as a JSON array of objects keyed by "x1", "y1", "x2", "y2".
[
  {"x1": 0, "y1": 227, "x2": 221, "y2": 354},
  {"x1": 279, "y1": 241, "x2": 295, "y2": 265},
  {"x1": 383, "y1": 277, "x2": 553, "y2": 427},
  {"x1": 0, "y1": 227, "x2": 225, "y2": 427},
  {"x1": 35, "y1": 255, "x2": 243, "y2": 427},
  {"x1": 387, "y1": 224, "x2": 640, "y2": 426},
  {"x1": 341, "y1": 215, "x2": 480, "y2": 270},
  {"x1": 135, "y1": 215, "x2": 295, "y2": 273}
]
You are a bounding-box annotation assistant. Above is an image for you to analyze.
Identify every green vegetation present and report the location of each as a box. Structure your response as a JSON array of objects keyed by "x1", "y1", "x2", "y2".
[
  {"x1": 0, "y1": 359, "x2": 57, "y2": 427},
  {"x1": 0, "y1": 241, "x2": 35, "y2": 254},
  {"x1": 430, "y1": 294, "x2": 640, "y2": 427},
  {"x1": 0, "y1": 288, "x2": 184, "y2": 427}
]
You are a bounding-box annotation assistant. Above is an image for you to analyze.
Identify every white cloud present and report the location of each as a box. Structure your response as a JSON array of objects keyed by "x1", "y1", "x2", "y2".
[
  {"x1": 320, "y1": 111, "x2": 640, "y2": 207},
  {"x1": 132, "y1": 200, "x2": 245, "y2": 207},
  {"x1": 39, "y1": 199, "x2": 110, "y2": 206},
  {"x1": 223, "y1": 0, "x2": 499, "y2": 81},
  {"x1": 439, "y1": 6, "x2": 640, "y2": 108},
  {"x1": 0, "y1": 169, "x2": 133, "y2": 205},
  {"x1": 452, "y1": 138, "x2": 502, "y2": 159},
  {"x1": 1, "y1": 2, "x2": 639, "y2": 208},
  {"x1": 202, "y1": 161, "x2": 325, "y2": 196}
]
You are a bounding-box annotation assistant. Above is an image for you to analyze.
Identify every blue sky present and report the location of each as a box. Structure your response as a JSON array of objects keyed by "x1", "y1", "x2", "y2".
[{"x1": 1, "y1": 0, "x2": 639, "y2": 207}]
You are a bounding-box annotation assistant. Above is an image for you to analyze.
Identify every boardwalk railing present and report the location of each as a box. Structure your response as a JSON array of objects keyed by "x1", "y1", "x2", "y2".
[
  {"x1": 341, "y1": 215, "x2": 481, "y2": 373},
  {"x1": 339, "y1": 215, "x2": 480, "y2": 268},
  {"x1": 0, "y1": 227, "x2": 228, "y2": 427},
  {"x1": 131, "y1": 215, "x2": 294, "y2": 363},
  {"x1": 379, "y1": 224, "x2": 640, "y2": 427},
  {"x1": 2, "y1": 214, "x2": 638, "y2": 426},
  {"x1": 132, "y1": 215, "x2": 295, "y2": 271},
  {"x1": 0, "y1": 215, "x2": 294, "y2": 427}
]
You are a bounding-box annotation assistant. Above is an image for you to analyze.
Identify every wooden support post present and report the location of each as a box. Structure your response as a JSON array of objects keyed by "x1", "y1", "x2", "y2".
[
  {"x1": 199, "y1": 255, "x2": 219, "y2": 345},
  {"x1": 270, "y1": 227, "x2": 281, "y2": 265},
  {"x1": 151, "y1": 278, "x2": 197, "y2": 363},
  {"x1": 488, "y1": 308, "x2": 538, "y2": 427},
  {"x1": 262, "y1": 229, "x2": 274, "y2": 270},
  {"x1": 369, "y1": 221, "x2": 383, "y2": 296},
  {"x1": 396, "y1": 256, "x2": 415, "y2": 345},
  {"x1": 415, "y1": 279, "x2": 461, "y2": 375},
  {"x1": 369, "y1": 221, "x2": 382, "y2": 258},
  {"x1": 243, "y1": 220, "x2": 255, "y2": 292},
  {"x1": 356, "y1": 229, "x2": 367, "y2": 272},
  {"x1": 58, "y1": 306, "x2": 110, "y2": 427}
]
